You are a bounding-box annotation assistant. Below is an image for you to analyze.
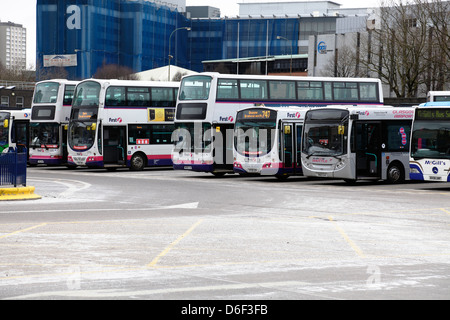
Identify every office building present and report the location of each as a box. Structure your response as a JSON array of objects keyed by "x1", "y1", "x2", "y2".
[
  {"x1": 36, "y1": 0, "x2": 371, "y2": 80},
  {"x1": 0, "y1": 21, "x2": 27, "y2": 71}
]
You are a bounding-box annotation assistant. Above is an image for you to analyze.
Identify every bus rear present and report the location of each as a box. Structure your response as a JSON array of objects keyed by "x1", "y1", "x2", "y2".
[
  {"x1": 410, "y1": 103, "x2": 450, "y2": 182},
  {"x1": 173, "y1": 74, "x2": 239, "y2": 176},
  {"x1": 29, "y1": 80, "x2": 77, "y2": 166}
]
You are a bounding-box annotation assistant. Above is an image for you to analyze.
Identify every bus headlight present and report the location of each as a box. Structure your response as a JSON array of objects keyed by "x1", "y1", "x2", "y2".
[
  {"x1": 410, "y1": 167, "x2": 421, "y2": 174},
  {"x1": 335, "y1": 160, "x2": 346, "y2": 170}
]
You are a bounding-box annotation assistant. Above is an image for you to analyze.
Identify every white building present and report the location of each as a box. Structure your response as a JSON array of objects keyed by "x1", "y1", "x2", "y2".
[{"x1": 0, "y1": 21, "x2": 27, "y2": 71}]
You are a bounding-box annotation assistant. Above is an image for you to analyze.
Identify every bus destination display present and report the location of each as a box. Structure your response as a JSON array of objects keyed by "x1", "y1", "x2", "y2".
[
  {"x1": 238, "y1": 109, "x2": 276, "y2": 120},
  {"x1": 416, "y1": 108, "x2": 450, "y2": 121}
]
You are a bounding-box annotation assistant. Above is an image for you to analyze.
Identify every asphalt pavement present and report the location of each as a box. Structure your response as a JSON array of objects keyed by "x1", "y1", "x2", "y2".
[{"x1": 0, "y1": 166, "x2": 449, "y2": 302}]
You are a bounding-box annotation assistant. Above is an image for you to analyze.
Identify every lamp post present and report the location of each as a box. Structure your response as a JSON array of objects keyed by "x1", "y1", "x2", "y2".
[
  {"x1": 277, "y1": 36, "x2": 292, "y2": 76},
  {"x1": 168, "y1": 27, "x2": 191, "y2": 81}
]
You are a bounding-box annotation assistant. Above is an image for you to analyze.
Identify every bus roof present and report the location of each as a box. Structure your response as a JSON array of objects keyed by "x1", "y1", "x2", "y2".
[
  {"x1": 419, "y1": 102, "x2": 450, "y2": 107},
  {"x1": 184, "y1": 72, "x2": 382, "y2": 83},
  {"x1": 77, "y1": 78, "x2": 179, "y2": 87},
  {"x1": 35, "y1": 79, "x2": 79, "y2": 85}
]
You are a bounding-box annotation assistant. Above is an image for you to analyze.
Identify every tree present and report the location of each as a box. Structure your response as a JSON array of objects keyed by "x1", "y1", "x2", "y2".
[
  {"x1": 321, "y1": 44, "x2": 359, "y2": 78},
  {"x1": 93, "y1": 64, "x2": 138, "y2": 80},
  {"x1": 359, "y1": 0, "x2": 449, "y2": 97}
]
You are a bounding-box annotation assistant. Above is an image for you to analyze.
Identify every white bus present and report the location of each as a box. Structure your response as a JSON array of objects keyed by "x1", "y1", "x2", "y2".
[
  {"x1": 410, "y1": 102, "x2": 450, "y2": 182},
  {"x1": 173, "y1": 73, "x2": 384, "y2": 176},
  {"x1": 0, "y1": 109, "x2": 31, "y2": 156},
  {"x1": 427, "y1": 91, "x2": 450, "y2": 102},
  {"x1": 233, "y1": 106, "x2": 309, "y2": 179},
  {"x1": 301, "y1": 106, "x2": 414, "y2": 183},
  {"x1": 29, "y1": 80, "x2": 78, "y2": 166},
  {"x1": 67, "y1": 79, "x2": 179, "y2": 170}
]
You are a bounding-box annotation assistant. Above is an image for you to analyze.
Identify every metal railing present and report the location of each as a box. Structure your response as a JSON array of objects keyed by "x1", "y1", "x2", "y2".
[{"x1": 0, "y1": 148, "x2": 27, "y2": 187}]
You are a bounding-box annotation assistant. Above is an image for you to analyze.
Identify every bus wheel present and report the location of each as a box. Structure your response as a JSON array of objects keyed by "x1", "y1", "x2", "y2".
[
  {"x1": 212, "y1": 172, "x2": 225, "y2": 177},
  {"x1": 344, "y1": 179, "x2": 357, "y2": 185},
  {"x1": 387, "y1": 163, "x2": 404, "y2": 184},
  {"x1": 130, "y1": 153, "x2": 146, "y2": 171}
]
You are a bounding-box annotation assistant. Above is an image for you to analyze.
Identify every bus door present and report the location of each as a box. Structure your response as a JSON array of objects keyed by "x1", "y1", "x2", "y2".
[
  {"x1": 62, "y1": 124, "x2": 68, "y2": 162},
  {"x1": 103, "y1": 126, "x2": 127, "y2": 165},
  {"x1": 13, "y1": 120, "x2": 30, "y2": 158},
  {"x1": 354, "y1": 122, "x2": 382, "y2": 178},
  {"x1": 280, "y1": 122, "x2": 303, "y2": 174},
  {"x1": 213, "y1": 124, "x2": 234, "y2": 171}
]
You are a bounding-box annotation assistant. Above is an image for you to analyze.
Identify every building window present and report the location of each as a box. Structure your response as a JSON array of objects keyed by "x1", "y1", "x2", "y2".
[
  {"x1": 16, "y1": 96, "x2": 24, "y2": 108},
  {"x1": 1, "y1": 96, "x2": 9, "y2": 107}
]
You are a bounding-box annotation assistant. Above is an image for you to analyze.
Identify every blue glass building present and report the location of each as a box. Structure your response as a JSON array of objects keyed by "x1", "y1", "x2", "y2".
[{"x1": 36, "y1": 0, "x2": 337, "y2": 80}]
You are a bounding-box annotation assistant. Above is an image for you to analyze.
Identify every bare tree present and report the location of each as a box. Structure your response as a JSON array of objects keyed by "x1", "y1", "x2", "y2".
[
  {"x1": 321, "y1": 44, "x2": 359, "y2": 77},
  {"x1": 93, "y1": 64, "x2": 138, "y2": 80},
  {"x1": 359, "y1": 0, "x2": 449, "y2": 97}
]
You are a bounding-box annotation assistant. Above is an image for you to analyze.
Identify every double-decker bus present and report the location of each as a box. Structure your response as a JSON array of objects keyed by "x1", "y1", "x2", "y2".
[
  {"x1": 0, "y1": 109, "x2": 31, "y2": 156},
  {"x1": 301, "y1": 105, "x2": 414, "y2": 184},
  {"x1": 67, "y1": 79, "x2": 179, "y2": 170},
  {"x1": 410, "y1": 102, "x2": 450, "y2": 182},
  {"x1": 29, "y1": 79, "x2": 78, "y2": 166},
  {"x1": 427, "y1": 91, "x2": 450, "y2": 102},
  {"x1": 172, "y1": 73, "x2": 384, "y2": 176},
  {"x1": 233, "y1": 106, "x2": 309, "y2": 179}
]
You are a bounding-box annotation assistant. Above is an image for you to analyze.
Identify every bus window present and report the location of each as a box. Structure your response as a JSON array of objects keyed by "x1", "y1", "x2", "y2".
[
  {"x1": 334, "y1": 82, "x2": 358, "y2": 101},
  {"x1": 359, "y1": 83, "x2": 378, "y2": 102},
  {"x1": 240, "y1": 80, "x2": 267, "y2": 100},
  {"x1": 179, "y1": 75, "x2": 211, "y2": 101},
  {"x1": 269, "y1": 81, "x2": 296, "y2": 100},
  {"x1": 105, "y1": 86, "x2": 126, "y2": 106},
  {"x1": 152, "y1": 87, "x2": 175, "y2": 108},
  {"x1": 217, "y1": 79, "x2": 239, "y2": 100},
  {"x1": 64, "y1": 85, "x2": 76, "y2": 106},
  {"x1": 127, "y1": 87, "x2": 149, "y2": 107},
  {"x1": 297, "y1": 81, "x2": 324, "y2": 101},
  {"x1": 33, "y1": 82, "x2": 59, "y2": 104}
]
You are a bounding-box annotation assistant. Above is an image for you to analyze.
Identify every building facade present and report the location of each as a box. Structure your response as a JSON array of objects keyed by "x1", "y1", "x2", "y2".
[
  {"x1": 36, "y1": 0, "x2": 370, "y2": 81},
  {"x1": 0, "y1": 22, "x2": 27, "y2": 71}
]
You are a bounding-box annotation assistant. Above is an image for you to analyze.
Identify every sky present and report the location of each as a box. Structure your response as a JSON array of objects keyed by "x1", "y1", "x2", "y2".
[{"x1": 0, "y1": 0, "x2": 381, "y2": 69}]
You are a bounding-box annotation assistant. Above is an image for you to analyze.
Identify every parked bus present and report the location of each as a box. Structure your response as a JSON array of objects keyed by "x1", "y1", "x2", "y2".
[
  {"x1": 427, "y1": 91, "x2": 450, "y2": 102},
  {"x1": 29, "y1": 79, "x2": 78, "y2": 166},
  {"x1": 301, "y1": 105, "x2": 414, "y2": 183},
  {"x1": 0, "y1": 109, "x2": 31, "y2": 157},
  {"x1": 173, "y1": 73, "x2": 384, "y2": 176},
  {"x1": 67, "y1": 79, "x2": 179, "y2": 170},
  {"x1": 410, "y1": 102, "x2": 450, "y2": 182},
  {"x1": 233, "y1": 106, "x2": 309, "y2": 179}
]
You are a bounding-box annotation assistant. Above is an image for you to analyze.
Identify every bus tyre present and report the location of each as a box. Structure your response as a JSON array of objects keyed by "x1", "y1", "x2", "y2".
[
  {"x1": 387, "y1": 163, "x2": 404, "y2": 184},
  {"x1": 130, "y1": 153, "x2": 146, "y2": 171}
]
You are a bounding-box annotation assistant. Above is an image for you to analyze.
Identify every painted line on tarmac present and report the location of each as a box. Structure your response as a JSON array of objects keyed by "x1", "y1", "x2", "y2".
[
  {"x1": 0, "y1": 223, "x2": 48, "y2": 240},
  {"x1": 28, "y1": 178, "x2": 91, "y2": 198},
  {"x1": 147, "y1": 219, "x2": 203, "y2": 267},
  {"x1": 0, "y1": 202, "x2": 199, "y2": 214},
  {"x1": 328, "y1": 216, "x2": 365, "y2": 258},
  {"x1": 5, "y1": 280, "x2": 310, "y2": 300}
]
